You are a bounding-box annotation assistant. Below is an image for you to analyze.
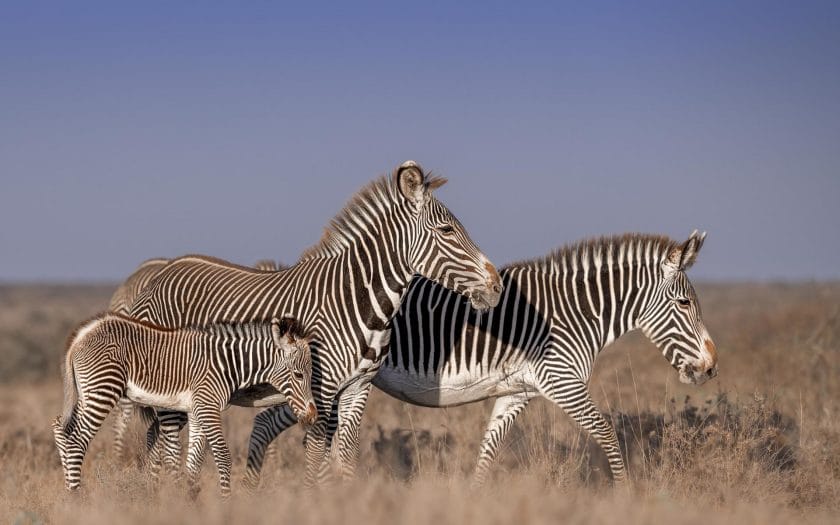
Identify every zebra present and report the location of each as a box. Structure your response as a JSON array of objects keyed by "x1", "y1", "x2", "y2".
[
  {"x1": 109, "y1": 258, "x2": 170, "y2": 315},
  {"x1": 108, "y1": 257, "x2": 289, "y2": 461},
  {"x1": 242, "y1": 231, "x2": 718, "y2": 487},
  {"x1": 52, "y1": 314, "x2": 314, "y2": 497},
  {"x1": 125, "y1": 161, "x2": 503, "y2": 485}
]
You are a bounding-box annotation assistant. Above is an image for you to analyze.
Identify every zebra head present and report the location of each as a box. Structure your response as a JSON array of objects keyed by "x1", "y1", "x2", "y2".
[
  {"x1": 638, "y1": 231, "x2": 718, "y2": 385},
  {"x1": 397, "y1": 161, "x2": 503, "y2": 310},
  {"x1": 270, "y1": 317, "x2": 317, "y2": 427}
]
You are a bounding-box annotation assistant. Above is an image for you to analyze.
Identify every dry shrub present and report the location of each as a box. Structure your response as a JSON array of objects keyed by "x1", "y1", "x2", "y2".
[{"x1": 1, "y1": 282, "x2": 839, "y2": 524}]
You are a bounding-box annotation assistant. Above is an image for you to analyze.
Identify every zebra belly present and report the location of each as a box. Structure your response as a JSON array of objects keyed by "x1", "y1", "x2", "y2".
[
  {"x1": 229, "y1": 384, "x2": 288, "y2": 407},
  {"x1": 126, "y1": 381, "x2": 192, "y2": 411},
  {"x1": 373, "y1": 366, "x2": 533, "y2": 408}
]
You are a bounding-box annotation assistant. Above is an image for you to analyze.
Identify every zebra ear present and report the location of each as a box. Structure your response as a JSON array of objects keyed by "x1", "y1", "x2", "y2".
[
  {"x1": 665, "y1": 230, "x2": 707, "y2": 275},
  {"x1": 678, "y1": 230, "x2": 706, "y2": 271},
  {"x1": 271, "y1": 317, "x2": 297, "y2": 352},
  {"x1": 396, "y1": 160, "x2": 426, "y2": 205}
]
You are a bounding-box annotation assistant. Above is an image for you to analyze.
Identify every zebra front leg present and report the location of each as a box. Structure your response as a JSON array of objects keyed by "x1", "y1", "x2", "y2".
[
  {"x1": 542, "y1": 379, "x2": 627, "y2": 484},
  {"x1": 303, "y1": 417, "x2": 330, "y2": 488},
  {"x1": 243, "y1": 404, "x2": 297, "y2": 491},
  {"x1": 192, "y1": 407, "x2": 232, "y2": 498},
  {"x1": 472, "y1": 393, "x2": 532, "y2": 487},
  {"x1": 331, "y1": 382, "x2": 373, "y2": 481},
  {"x1": 329, "y1": 333, "x2": 387, "y2": 482},
  {"x1": 112, "y1": 397, "x2": 135, "y2": 461}
]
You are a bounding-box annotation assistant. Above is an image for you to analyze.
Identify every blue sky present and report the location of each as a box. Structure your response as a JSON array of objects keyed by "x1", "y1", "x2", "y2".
[{"x1": 1, "y1": 1, "x2": 838, "y2": 281}]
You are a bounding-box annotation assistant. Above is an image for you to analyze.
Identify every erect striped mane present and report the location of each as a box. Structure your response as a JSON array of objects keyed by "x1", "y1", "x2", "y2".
[
  {"x1": 506, "y1": 233, "x2": 681, "y2": 273},
  {"x1": 297, "y1": 175, "x2": 398, "y2": 262},
  {"x1": 80, "y1": 312, "x2": 283, "y2": 340}
]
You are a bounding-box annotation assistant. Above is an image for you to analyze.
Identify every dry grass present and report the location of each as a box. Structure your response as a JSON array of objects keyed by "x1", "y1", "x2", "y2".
[{"x1": 1, "y1": 282, "x2": 839, "y2": 524}]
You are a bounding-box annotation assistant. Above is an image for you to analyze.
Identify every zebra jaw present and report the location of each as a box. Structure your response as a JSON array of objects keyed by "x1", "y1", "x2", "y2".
[{"x1": 468, "y1": 290, "x2": 498, "y2": 311}]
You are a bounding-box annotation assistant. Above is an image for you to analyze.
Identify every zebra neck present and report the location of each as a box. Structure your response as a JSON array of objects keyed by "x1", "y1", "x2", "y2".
[
  {"x1": 211, "y1": 332, "x2": 276, "y2": 388},
  {"x1": 338, "y1": 242, "x2": 415, "y2": 331},
  {"x1": 547, "y1": 260, "x2": 652, "y2": 352}
]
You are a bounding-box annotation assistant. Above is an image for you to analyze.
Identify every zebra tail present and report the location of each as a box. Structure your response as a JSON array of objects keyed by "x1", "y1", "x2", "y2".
[{"x1": 60, "y1": 343, "x2": 79, "y2": 432}]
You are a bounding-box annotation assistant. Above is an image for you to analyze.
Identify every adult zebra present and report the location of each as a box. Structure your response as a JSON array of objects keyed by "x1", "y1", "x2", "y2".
[
  {"x1": 243, "y1": 231, "x2": 718, "y2": 486},
  {"x1": 126, "y1": 161, "x2": 503, "y2": 485},
  {"x1": 109, "y1": 258, "x2": 169, "y2": 315},
  {"x1": 109, "y1": 257, "x2": 288, "y2": 460}
]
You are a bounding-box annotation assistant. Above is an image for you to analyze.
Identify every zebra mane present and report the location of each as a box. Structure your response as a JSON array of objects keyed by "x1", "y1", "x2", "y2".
[
  {"x1": 297, "y1": 175, "x2": 398, "y2": 262},
  {"x1": 135, "y1": 257, "x2": 169, "y2": 269},
  {"x1": 193, "y1": 319, "x2": 275, "y2": 340},
  {"x1": 96, "y1": 312, "x2": 284, "y2": 340},
  {"x1": 506, "y1": 233, "x2": 681, "y2": 274}
]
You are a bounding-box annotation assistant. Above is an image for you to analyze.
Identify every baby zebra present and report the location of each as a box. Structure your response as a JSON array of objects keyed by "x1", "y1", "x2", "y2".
[{"x1": 52, "y1": 314, "x2": 316, "y2": 497}]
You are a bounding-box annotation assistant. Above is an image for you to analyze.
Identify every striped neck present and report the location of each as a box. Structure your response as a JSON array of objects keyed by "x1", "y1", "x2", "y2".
[
  {"x1": 511, "y1": 234, "x2": 677, "y2": 349},
  {"x1": 295, "y1": 176, "x2": 417, "y2": 327}
]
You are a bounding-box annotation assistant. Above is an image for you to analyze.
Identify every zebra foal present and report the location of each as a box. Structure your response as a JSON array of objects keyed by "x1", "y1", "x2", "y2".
[{"x1": 52, "y1": 314, "x2": 315, "y2": 496}]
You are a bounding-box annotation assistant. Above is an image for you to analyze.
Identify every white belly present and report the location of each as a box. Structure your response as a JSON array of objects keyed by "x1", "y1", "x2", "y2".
[
  {"x1": 373, "y1": 365, "x2": 534, "y2": 407},
  {"x1": 126, "y1": 381, "x2": 192, "y2": 411}
]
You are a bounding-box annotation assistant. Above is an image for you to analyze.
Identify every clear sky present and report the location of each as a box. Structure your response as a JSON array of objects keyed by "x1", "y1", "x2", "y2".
[{"x1": 1, "y1": 1, "x2": 838, "y2": 282}]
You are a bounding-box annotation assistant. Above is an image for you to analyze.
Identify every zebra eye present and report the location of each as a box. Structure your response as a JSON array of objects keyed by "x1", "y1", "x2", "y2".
[
  {"x1": 293, "y1": 371, "x2": 304, "y2": 380},
  {"x1": 436, "y1": 224, "x2": 455, "y2": 235},
  {"x1": 676, "y1": 298, "x2": 691, "y2": 307}
]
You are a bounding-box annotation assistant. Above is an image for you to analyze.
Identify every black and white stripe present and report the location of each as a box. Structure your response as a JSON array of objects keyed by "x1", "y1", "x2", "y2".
[
  {"x1": 243, "y1": 232, "x2": 718, "y2": 486},
  {"x1": 109, "y1": 257, "x2": 290, "y2": 461},
  {"x1": 52, "y1": 314, "x2": 314, "y2": 497},
  {"x1": 124, "y1": 161, "x2": 502, "y2": 485}
]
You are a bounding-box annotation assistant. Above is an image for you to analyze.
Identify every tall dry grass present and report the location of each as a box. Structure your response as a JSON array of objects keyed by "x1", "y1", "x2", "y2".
[{"x1": 1, "y1": 282, "x2": 838, "y2": 524}]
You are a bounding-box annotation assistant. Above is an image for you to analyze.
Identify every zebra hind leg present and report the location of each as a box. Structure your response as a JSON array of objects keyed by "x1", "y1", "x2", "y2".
[
  {"x1": 61, "y1": 391, "x2": 121, "y2": 491},
  {"x1": 184, "y1": 416, "x2": 208, "y2": 499},
  {"x1": 471, "y1": 393, "x2": 532, "y2": 487},
  {"x1": 243, "y1": 405, "x2": 297, "y2": 491},
  {"x1": 112, "y1": 397, "x2": 135, "y2": 461}
]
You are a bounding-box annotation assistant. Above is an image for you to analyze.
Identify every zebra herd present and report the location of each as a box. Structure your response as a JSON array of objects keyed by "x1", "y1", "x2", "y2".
[{"x1": 53, "y1": 160, "x2": 718, "y2": 496}]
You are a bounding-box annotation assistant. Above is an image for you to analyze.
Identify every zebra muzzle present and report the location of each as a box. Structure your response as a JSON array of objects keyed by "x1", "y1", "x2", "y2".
[{"x1": 301, "y1": 402, "x2": 318, "y2": 426}]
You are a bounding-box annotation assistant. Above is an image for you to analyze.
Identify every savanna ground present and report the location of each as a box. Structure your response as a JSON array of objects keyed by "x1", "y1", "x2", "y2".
[{"x1": 1, "y1": 282, "x2": 838, "y2": 524}]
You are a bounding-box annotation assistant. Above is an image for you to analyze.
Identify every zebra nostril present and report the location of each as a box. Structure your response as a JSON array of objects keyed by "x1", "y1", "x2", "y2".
[{"x1": 492, "y1": 283, "x2": 502, "y2": 294}]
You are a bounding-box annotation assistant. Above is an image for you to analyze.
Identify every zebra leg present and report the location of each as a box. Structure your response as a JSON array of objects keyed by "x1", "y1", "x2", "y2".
[
  {"x1": 147, "y1": 410, "x2": 188, "y2": 479},
  {"x1": 331, "y1": 382, "x2": 373, "y2": 481},
  {"x1": 472, "y1": 393, "x2": 532, "y2": 487},
  {"x1": 193, "y1": 407, "x2": 232, "y2": 498},
  {"x1": 184, "y1": 416, "x2": 208, "y2": 498},
  {"x1": 62, "y1": 391, "x2": 121, "y2": 490},
  {"x1": 543, "y1": 380, "x2": 627, "y2": 483},
  {"x1": 243, "y1": 404, "x2": 297, "y2": 490},
  {"x1": 161, "y1": 411, "x2": 188, "y2": 476},
  {"x1": 112, "y1": 397, "x2": 134, "y2": 461},
  {"x1": 303, "y1": 417, "x2": 329, "y2": 488},
  {"x1": 145, "y1": 413, "x2": 163, "y2": 476}
]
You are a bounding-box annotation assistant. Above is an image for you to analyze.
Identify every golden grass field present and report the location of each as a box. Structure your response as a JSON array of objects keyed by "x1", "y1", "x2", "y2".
[{"x1": 1, "y1": 282, "x2": 838, "y2": 524}]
